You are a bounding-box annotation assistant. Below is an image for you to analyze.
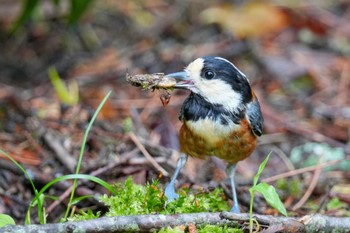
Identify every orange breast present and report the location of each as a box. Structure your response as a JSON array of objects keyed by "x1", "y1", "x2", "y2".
[{"x1": 179, "y1": 118, "x2": 257, "y2": 164}]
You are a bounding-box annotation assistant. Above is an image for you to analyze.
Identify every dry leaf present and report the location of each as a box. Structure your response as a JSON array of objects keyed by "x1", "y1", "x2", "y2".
[{"x1": 200, "y1": 2, "x2": 288, "y2": 38}]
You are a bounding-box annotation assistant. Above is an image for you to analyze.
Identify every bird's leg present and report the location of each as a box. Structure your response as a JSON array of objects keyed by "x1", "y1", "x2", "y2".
[
  {"x1": 227, "y1": 163, "x2": 240, "y2": 213},
  {"x1": 164, "y1": 154, "x2": 188, "y2": 202}
]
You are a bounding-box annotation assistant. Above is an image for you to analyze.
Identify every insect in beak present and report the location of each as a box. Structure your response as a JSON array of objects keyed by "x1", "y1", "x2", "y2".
[{"x1": 165, "y1": 71, "x2": 194, "y2": 89}]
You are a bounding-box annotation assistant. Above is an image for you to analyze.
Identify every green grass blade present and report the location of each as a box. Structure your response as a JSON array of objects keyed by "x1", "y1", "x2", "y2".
[
  {"x1": 249, "y1": 152, "x2": 272, "y2": 233},
  {"x1": 68, "y1": 0, "x2": 93, "y2": 24},
  {"x1": 0, "y1": 149, "x2": 44, "y2": 224},
  {"x1": 11, "y1": 0, "x2": 39, "y2": 33},
  {"x1": 36, "y1": 174, "x2": 117, "y2": 197},
  {"x1": 249, "y1": 187, "x2": 254, "y2": 233},
  {"x1": 0, "y1": 150, "x2": 37, "y2": 196},
  {"x1": 64, "y1": 90, "x2": 112, "y2": 220},
  {"x1": 253, "y1": 152, "x2": 271, "y2": 186},
  {"x1": 71, "y1": 195, "x2": 95, "y2": 205},
  {"x1": 48, "y1": 67, "x2": 79, "y2": 106}
]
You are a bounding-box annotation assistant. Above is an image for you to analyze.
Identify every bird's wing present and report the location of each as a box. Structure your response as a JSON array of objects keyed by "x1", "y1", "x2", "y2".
[{"x1": 246, "y1": 98, "x2": 263, "y2": 136}]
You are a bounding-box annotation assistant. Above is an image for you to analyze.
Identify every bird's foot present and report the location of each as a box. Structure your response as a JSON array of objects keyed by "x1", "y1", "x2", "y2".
[
  {"x1": 164, "y1": 185, "x2": 179, "y2": 203},
  {"x1": 230, "y1": 205, "x2": 240, "y2": 213}
]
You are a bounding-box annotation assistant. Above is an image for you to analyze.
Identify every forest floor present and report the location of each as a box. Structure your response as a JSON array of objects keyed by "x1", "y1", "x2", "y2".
[{"x1": 0, "y1": 0, "x2": 349, "y2": 226}]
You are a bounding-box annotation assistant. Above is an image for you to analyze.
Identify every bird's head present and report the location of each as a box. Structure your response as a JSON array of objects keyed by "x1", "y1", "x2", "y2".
[{"x1": 167, "y1": 56, "x2": 253, "y2": 112}]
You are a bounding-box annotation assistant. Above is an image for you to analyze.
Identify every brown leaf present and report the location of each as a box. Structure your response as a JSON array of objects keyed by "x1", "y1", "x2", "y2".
[
  {"x1": 200, "y1": 2, "x2": 288, "y2": 38},
  {"x1": 0, "y1": 149, "x2": 41, "y2": 166}
]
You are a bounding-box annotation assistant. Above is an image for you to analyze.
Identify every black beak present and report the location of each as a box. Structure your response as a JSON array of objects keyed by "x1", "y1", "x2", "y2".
[{"x1": 165, "y1": 71, "x2": 194, "y2": 89}]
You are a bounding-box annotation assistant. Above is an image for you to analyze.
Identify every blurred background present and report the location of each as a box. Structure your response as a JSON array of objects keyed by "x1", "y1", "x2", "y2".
[{"x1": 0, "y1": 0, "x2": 349, "y2": 223}]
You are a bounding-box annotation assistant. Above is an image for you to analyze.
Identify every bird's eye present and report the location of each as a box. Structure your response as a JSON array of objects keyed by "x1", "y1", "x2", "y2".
[{"x1": 204, "y1": 70, "x2": 215, "y2": 79}]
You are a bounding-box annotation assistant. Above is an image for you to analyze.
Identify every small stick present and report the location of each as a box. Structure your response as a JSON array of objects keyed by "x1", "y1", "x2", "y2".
[
  {"x1": 43, "y1": 131, "x2": 77, "y2": 173},
  {"x1": 262, "y1": 155, "x2": 350, "y2": 183},
  {"x1": 292, "y1": 160, "x2": 323, "y2": 211},
  {"x1": 128, "y1": 132, "x2": 169, "y2": 177}
]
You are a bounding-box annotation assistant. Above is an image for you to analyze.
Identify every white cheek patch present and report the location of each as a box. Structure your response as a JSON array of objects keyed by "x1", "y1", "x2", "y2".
[
  {"x1": 185, "y1": 58, "x2": 204, "y2": 85},
  {"x1": 196, "y1": 79, "x2": 243, "y2": 112},
  {"x1": 186, "y1": 118, "x2": 241, "y2": 145},
  {"x1": 185, "y1": 57, "x2": 243, "y2": 112}
]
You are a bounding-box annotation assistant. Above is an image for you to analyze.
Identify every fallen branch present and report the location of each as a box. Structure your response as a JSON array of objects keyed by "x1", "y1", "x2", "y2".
[
  {"x1": 6, "y1": 212, "x2": 348, "y2": 233},
  {"x1": 300, "y1": 214, "x2": 350, "y2": 233},
  {"x1": 43, "y1": 130, "x2": 77, "y2": 173},
  {"x1": 0, "y1": 212, "x2": 297, "y2": 233}
]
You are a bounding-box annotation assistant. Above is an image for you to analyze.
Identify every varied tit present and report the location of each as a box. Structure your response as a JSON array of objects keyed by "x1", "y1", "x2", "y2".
[{"x1": 165, "y1": 56, "x2": 263, "y2": 213}]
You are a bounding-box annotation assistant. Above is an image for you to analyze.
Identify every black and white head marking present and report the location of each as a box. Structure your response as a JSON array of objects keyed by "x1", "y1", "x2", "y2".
[
  {"x1": 184, "y1": 56, "x2": 252, "y2": 113},
  {"x1": 214, "y1": 57, "x2": 247, "y2": 78},
  {"x1": 178, "y1": 56, "x2": 263, "y2": 141}
]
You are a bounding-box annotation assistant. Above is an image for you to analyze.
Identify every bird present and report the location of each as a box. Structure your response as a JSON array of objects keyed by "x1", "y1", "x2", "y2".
[{"x1": 164, "y1": 56, "x2": 263, "y2": 213}]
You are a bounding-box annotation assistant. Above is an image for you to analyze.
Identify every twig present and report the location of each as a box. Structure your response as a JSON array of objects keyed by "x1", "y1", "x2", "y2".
[
  {"x1": 300, "y1": 214, "x2": 350, "y2": 232},
  {"x1": 258, "y1": 133, "x2": 289, "y2": 145},
  {"x1": 23, "y1": 131, "x2": 46, "y2": 157},
  {"x1": 335, "y1": 62, "x2": 349, "y2": 105},
  {"x1": 138, "y1": 137, "x2": 179, "y2": 161},
  {"x1": 138, "y1": 137, "x2": 195, "y2": 183},
  {"x1": 262, "y1": 155, "x2": 350, "y2": 183},
  {"x1": 43, "y1": 131, "x2": 77, "y2": 173},
  {"x1": 46, "y1": 183, "x2": 81, "y2": 215},
  {"x1": 89, "y1": 149, "x2": 138, "y2": 177},
  {"x1": 128, "y1": 156, "x2": 168, "y2": 165},
  {"x1": 128, "y1": 132, "x2": 169, "y2": 176},
  {"x1": 0, "y1": 212, "x2": 306, "y2": 233},
  {"x1": 292, "y1": 160, "x2": 323, "y2": 211},
  {"x1": 271, "y1": 145, "x2": 295, "y2": 171}
]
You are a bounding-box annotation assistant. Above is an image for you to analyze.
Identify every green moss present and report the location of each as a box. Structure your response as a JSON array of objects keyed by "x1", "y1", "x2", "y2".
[
  {"x1": 289, "y1": 178, "x2": 301, "y2": 198},
  {"x1": 198, "y1": 225, "x2": 242, "y2": 233},
  {"x1": 164, "y1": 187, "x2": 230, "y2": 214},
  {"x1": 101, "y1": 177, "x2": 163, "y2": 216},
  {"x1": 99, "y1": 177, "x2": 230, "y2": 216},
  {"x1": 276, "y1": 177, "x2": 301, "y2": 198},
  {"x1": 70, "y1": 177, "x2": 241, "y2": 232},
  {"x1": 158, "y1": 226, "x2": 184, "y2": 233},
  {"x1": 69, "y1": 209, "x2": 100, "y2": 221},
  {"x1": 326, "y1": 197, "x2": 350, "y2": 216}
]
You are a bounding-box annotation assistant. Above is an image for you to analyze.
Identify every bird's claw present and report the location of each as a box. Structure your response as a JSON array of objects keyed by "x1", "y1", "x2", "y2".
[
  {"x1": 164, "y1": 185, "x2": 179, "y2": 203},
  {"x1": 230, "y1": 205, "x2": 240, "y2": 213}
]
